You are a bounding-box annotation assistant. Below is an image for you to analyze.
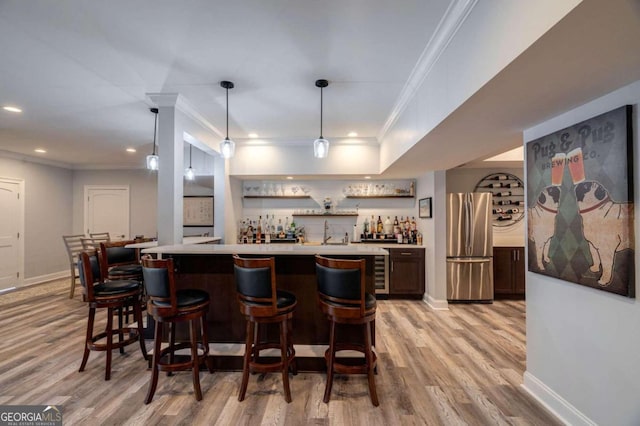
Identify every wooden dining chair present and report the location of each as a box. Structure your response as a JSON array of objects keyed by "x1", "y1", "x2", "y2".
[{"x1": 62, "y1": 234, "x2": 85, "y2": 298}]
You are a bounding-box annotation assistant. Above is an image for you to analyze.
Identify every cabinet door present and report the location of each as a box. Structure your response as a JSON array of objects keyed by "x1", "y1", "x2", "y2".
[
  {"x1": 514, "y1": 247, "x2": 526, "y2": 294},
  {"x1": 389, "y1": 248, "x2": 425, "y2": 297},
  {"x1": 493, "y1": 247, "x2": 514, "y2": 295}
]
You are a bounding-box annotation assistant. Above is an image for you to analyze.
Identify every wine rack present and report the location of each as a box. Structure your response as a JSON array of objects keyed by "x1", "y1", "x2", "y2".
[{"x1": 474, "y1": 173, "x2": 524, "y2": 227}]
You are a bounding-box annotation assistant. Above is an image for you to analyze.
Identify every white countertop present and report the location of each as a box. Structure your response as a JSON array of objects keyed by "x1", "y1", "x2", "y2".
[
  {"x1": 141, "y1": 243, "x2": 388, "y2": 256},
  {"x1": 126, "y1": 236, "x2": 221, "y2": 249},
  {"x1": 351, "y1": 242, "x2": 425, "y2": 250}
]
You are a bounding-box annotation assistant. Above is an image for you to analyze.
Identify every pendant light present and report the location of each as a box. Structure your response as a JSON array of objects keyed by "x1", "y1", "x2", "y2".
[
  {"x1": 185, "y1": 144, "x2": 195, "y2": 180},
  {"x1": 219, "y1": 80, "x2": 235, "y2": 159},
  {"x1": 313, "y1": 79, "x2": 329, "y2": 159},
  {"x1": 146, "y1": 108, "x2": 159, "y2": 170}
]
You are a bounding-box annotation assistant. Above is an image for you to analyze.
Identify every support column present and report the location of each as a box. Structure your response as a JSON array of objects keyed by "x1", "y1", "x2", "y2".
[{"x1": 147, "y1": 93, "x2": 183, "y2": 245}]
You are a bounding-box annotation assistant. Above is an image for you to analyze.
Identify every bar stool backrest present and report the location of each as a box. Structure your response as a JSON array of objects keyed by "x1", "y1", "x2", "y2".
[
  {"x1": 77, "y1": 250, "x2": 102, "y2": 302},
  {"x1": 233, "y1": 255, "x2": 278, "y2": 316},
  {"x1": 141, "y1": 256, "x2": 178, "y2": 316},
  {"x1": 315, "y1": 255, "x2": 366, "y2": 316}
]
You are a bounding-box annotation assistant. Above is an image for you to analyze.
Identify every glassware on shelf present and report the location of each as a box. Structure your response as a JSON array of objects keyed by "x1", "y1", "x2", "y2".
[
  {"x1": 291, "y1": 186, "x2": 299, "y2": 196},
  {"x1": 301, "y1": 186, "x2": 310, "y2": 195},
  {"x1": 280, "y1": 183, "x2": 285, "y2": 196}
]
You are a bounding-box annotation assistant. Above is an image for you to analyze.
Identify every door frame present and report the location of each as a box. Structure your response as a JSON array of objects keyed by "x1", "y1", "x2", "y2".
[
  {"x1": 0, "y1": 177, "x2": 25, "y2": 290},
  {"x1": 83, "y1": 185, "x2": 130, "y2": 239}
]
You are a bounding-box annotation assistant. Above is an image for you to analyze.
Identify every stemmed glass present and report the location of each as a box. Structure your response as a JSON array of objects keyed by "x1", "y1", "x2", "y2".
[{"x1": 291, "y1": 186, "x2": 299, "y2": 196}]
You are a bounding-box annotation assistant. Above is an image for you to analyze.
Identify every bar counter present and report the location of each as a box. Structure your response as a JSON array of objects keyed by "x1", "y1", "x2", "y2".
[{"x1": 141, "y1": 243, "x2": 388, "y2": 371}]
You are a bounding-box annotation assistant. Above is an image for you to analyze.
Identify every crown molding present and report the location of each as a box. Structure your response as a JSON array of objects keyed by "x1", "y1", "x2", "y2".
[
  {"x1": 377, "y1": 0, "x2": 478, "y2": 142},
  {"x1": 0, "y1": 149, "x2": 73, "y2": 169}
]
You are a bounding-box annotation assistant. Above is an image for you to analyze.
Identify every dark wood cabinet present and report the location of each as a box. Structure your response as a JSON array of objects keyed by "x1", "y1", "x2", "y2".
[
  {"x1": 493, "y1": 246, "x2": 525, "y2": 299},
  {"x1": 389, "y1": 247, "x2": 425, "y2": 299}
]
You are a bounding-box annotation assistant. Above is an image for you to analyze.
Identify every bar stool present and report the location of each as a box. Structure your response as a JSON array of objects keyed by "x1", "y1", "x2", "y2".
[
  {"x1": 77, "y1": 250, "x2": 148, "y2": 380},
  {"x1": 315, "y1": 255, "x2": 379, "y2": 406},
  {"x1": 141, "y1": 256, "x2": 213, "y2": 404},
  {"x1": 233, "y1": 255, "x2": 297, "y2": 403},
  {"x1": 100, "y1": 240, "x2": 143, "y2": 281}
]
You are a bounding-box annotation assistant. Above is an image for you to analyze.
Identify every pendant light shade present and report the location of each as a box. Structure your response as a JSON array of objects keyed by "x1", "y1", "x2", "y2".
[
  {"x1": 219, "y1": 81, "x2": 235, "y2": 159},
  {"x1": 185, "y1": 144, "x2": 195, "y2": 180},
  {"x1": 146, "y1": 108, "x2": 159, "y2": 170},
  {"x1": 313, "y1": 79, "x2": 329, "y2": 159}
]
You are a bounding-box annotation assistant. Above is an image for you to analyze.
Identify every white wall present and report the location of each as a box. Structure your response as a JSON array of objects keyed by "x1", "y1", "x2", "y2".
[
  {"x1": 523, "y1": 80, "x2": 640, "y2": 425},
  {"x1": 0, "y1": 156, "x2": 72, "y2": 280},
  {"x1": 446, "y1": 167, "x2": 525, "y2": 246},
  {"x1": 72, "y1": 170, "x2": 158, "y2": 239}
]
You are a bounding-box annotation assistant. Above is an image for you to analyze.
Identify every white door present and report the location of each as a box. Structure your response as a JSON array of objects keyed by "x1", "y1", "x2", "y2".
[
  {"x1": 0, "y1": 179, "x2": 24, "y2": 291},
  {"x1": 84, "y1": 186, "x2": 130, "y2": 241}
]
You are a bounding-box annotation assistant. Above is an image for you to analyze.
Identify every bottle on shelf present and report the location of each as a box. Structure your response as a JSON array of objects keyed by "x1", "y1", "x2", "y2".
[
  {"x1": 411, "y1": 216, "x2": 417, "y2": 232},
  {"x1": 497, "y1": 214, "x2": 513, "y2": 221},
  {"x1": 363, "y1": 217, "x2": 369, "y2": 235},
  {"x1": 404, "y1": 216, "x2": 411, "y2": 232},
  {"x1": 486, "y1": 182, "x2": 502, "y2": 188},
  {"x1": 506, "y1": 182, "x2": 521, "y2": 188},
  {"x1": 512, "y1": 200, "x2": 524, "y2": 206},
  {"x1": 506, "y1": 208, "x2": 520, "y2": 214},
  {"x1": 384, "y1": 216, "x2": 392, "y2": 235},
  {"x1": 493, "y1": 208, "x2": 503, "y2": 214},
  {"x1": 497, "y1": 200, "x2": 512, "y2": 205},
  {"x1": 376, "y1": 216, "x2": 383, "y2": 234},
  {"x1": 393, "y1": 216, "x2": 400, "y2": 234},
  {"x1": 256, "y1": 216, "x2": 263, "y2": 244},
  {"x1": 495, "y1": 191, "x2": 512, "y2": 197},
  {"x1": 493, "y1": 175, "x2": 508, "y2": 180}
]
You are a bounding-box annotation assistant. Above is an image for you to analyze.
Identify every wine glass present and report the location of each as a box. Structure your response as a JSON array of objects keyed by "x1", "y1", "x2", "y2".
[
  {"x1": 291, "y1": 186, "x2": 299, "y2": 196},
  {"x1": 301, "y1": 186, "x2": 310, "y2": 195}
]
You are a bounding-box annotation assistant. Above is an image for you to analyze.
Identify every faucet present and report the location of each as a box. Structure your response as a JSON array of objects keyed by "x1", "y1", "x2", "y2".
[{"x1": 322, "y1": 220, "x2": 332, "y2": 245}]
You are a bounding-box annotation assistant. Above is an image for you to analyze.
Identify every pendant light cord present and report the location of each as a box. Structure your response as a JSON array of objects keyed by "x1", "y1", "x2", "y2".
[
  {"x1": 189, "y1": 144, "x2": 192, "y2": 167},
  {"x1": 152, "y1": 111, "x2": 158, "y2": 155},
  {"x1": 319, "y1": 86, "x2": 323, "y2": 139},
  {"x1": 226, "y1": 87, "x2": 229, "y2": 139}
]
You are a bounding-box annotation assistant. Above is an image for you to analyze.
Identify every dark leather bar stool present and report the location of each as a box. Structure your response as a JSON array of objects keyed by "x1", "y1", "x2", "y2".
[
  {"x1": 77, "y1": 250, "x2": 148, "y2": 380},
  {"x1": 141, "y1": 256, "x2": 213, "y2": 404},
  {"x1": 315, "y1": 255, "x2": 379, "y2": 406},
  {"x1": 100, "y1": 240, "x2": 143, "y2": 281},
  {"x1": 233, "y1": 255, "x2": 297, "y2": 403}
]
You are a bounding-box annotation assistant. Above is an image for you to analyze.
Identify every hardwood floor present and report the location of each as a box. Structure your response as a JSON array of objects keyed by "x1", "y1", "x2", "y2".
[{"x1": 0, "y1": 281, "x2": 559, "y2": 425}]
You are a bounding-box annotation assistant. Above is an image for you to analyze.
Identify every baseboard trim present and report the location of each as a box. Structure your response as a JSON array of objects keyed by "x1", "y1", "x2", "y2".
[
  {"x1": 424, "y1": 294, "x2": 449, "y2": 310},
  {"x1": 522, "y1": 371, "x2": 596, "y2": 426},
  {"x1": 23, "y1": 270, "x2": 69, "y2": 287}
]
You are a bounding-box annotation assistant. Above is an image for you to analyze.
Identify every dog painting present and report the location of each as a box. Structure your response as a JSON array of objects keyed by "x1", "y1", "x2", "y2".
[
  {"x1": 526, "y1": 105, "x2": 634, "y2": 297},
  {"x1": 528, "y1": 186, "x2": 561, "y2": 271},
  {"x1": 575, "y1": 181, "x2": 634, "y2": 286}
]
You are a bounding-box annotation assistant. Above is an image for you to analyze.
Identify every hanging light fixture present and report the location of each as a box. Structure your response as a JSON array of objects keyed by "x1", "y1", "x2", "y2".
[
  {"x1": 313, "y1": 79, "x2": 329, "y2": 159},
  {"x1": 146, "y1": 108, "x2": 159, "y2": 170},
  {"x1": 219, "y1": 81, "x2": 235, "y2": 159},
  {"x1": 185, "y1": 144, "x2": 195, "y2": 180}
]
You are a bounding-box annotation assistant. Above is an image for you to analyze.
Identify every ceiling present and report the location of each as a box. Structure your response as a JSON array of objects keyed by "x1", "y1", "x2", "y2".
[{"x1": 1, "y1": 1, "x2": 639, "y2": 176}]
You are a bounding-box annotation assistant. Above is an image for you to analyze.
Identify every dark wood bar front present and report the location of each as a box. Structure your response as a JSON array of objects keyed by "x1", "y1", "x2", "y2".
[{"x1": 142, "y1": 244, "x2": 387, "y2": 371}]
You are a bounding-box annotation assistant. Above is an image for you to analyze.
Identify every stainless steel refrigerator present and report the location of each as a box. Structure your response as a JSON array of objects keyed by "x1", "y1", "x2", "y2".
[{"x1": 446, "y1": 192, "x2": 494, "y2": 302}]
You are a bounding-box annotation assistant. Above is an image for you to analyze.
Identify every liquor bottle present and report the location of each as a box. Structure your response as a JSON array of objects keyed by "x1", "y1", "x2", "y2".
[
  {"x1": 363, "y1": 217, "x2": 369, "y2": 235},
  {"x1": 404, "y1": 216, "x2": 410, "y2": 232},
  {"x1": 411, "y1": 216, "x2": 417, "y2": 232},
  {"x1": 376, "y1": 216, "x2": 383, "y2": 234},
  {"x1": 384, "y1": 216, "x2": 392, "y2": 235},
  {"x1": 276, "y1": 218, "x2": 283, "y2": 237},
  {"x1": 393, "y1": 216, "x2": 400, "y2": 234},
  {"x1": 497, "y1": 214, "x2": 513, "y2": 221},
  {"x1": 256, "y1": 216, "x2": 263, "y2": 244}
]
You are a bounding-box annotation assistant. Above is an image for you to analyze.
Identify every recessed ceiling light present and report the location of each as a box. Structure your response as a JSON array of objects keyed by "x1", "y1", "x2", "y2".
[
  {"x1": 348, "y1": 132, "x2": 358, "y2": 137},
  {"x1": 34, "y1": 148, "x2": 46, "y2": 153},
  {"x1": 364, "y1": 176, "x2": 371, "y2": 179},
  {"x1": 248, "y1": 133, "x2": 258, "y2": 138},
  {"x1": 3, "y1": 106, "x2": 22, "y2": 113},
  {"x1": 286, "y1": 176, "x2": 293, "y2": 180},
  {"x1": 126, "y1": 148, "x2": 136, "y2": 153}
]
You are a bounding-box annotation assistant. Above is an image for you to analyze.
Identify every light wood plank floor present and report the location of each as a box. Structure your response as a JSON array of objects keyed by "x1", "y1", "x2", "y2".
[{"x1": 0, "y1": 280, "x2": 560, "y2": 425}]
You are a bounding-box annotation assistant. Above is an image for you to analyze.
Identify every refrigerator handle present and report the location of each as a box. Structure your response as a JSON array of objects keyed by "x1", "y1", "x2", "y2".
[{"x1": 465, "y1": 194, "x2": 473, "y2": 255}]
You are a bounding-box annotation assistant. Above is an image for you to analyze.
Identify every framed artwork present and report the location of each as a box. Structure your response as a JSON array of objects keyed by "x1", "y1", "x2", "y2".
[
  {"x1": 526, "y1": 105, "x2": 634, "y2": 297},
  {"x1": 419, "y1": 197, "x2": 432, "y2": 218},
  {"x1": 183, "y1": 196, "x2": 214, "y2": 227}
]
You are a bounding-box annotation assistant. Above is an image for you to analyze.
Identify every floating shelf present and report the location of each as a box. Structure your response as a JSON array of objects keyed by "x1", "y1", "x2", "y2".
[
  {"x1": 292, "y1": 213, "x2": 358, "y2": 217},
  {"x1": 243, "y1": 195, "x2": 311, "y2": 199},
  {"x1": 345, "y1": 194, "x2": 414, "y2": 199}
]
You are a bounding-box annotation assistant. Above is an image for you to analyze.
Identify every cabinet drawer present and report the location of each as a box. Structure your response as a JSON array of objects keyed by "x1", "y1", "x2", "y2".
[{"x1": 389, "y1": 247, "x2": 425, "y2": 259}]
